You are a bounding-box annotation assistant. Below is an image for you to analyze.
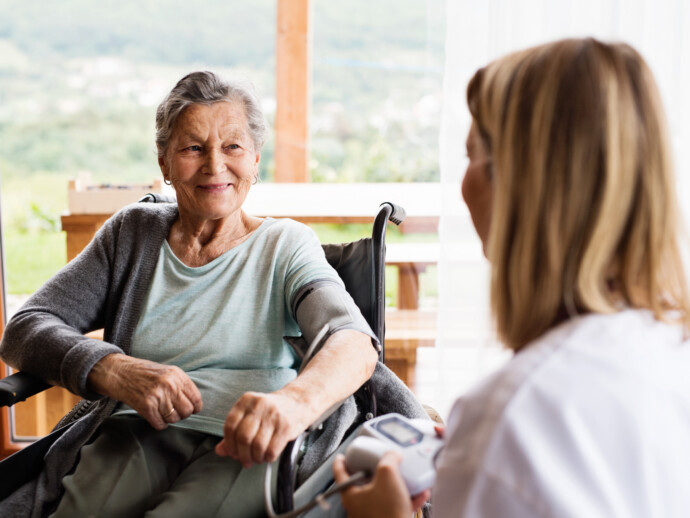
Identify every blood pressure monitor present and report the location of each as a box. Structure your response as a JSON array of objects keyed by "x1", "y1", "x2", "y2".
[{"x1": 344, "y1": 413, "x2": 444, "y2": 496}]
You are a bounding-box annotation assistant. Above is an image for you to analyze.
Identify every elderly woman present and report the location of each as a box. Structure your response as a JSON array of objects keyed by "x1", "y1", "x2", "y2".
[
  {"x1": 0, "y1": 71, "x2": 391, "y2": 517},
  {"x1": 334, "y1": 38, "x2": 690, "y2": 517}
]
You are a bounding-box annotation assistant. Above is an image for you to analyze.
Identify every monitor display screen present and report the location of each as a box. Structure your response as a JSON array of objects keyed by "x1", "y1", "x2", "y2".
[{"x1": 377, "y1": 418, "x2": 422, "y2": 446}]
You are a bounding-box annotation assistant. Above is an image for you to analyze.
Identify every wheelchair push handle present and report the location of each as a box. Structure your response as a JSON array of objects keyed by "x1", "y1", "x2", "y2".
[{"x1": 378, "y1": 201, "x2": 406, "y2": 226}]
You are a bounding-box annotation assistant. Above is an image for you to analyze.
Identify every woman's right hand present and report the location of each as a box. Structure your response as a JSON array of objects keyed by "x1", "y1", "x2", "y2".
[{"x1": 87, "y1": 353, "x2": 203, "y2": 430}]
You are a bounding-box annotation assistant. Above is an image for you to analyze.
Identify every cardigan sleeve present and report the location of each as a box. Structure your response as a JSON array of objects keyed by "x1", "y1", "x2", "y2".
[{"x1": 0, "y1": 213, "x2": 127, "y2": 399}]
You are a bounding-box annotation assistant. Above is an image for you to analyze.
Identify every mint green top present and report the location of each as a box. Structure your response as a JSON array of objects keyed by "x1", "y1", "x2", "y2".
[{"x1": 114, "y1": 217, "x2": 342, "y2": 437}]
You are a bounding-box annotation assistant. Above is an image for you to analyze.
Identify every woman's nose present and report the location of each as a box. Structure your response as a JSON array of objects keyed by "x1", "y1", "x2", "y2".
[{"x1": 204, "y1": 148, "x2": 226, "y2": 175}]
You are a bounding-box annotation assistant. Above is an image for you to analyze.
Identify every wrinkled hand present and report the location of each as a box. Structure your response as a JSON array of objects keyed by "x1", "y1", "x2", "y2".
[
  {"x1": 215, "y1": 391, "x2": 310, "y2": 468},
  {"x1": 332, "y1": 451, "x2": 430, "y2": 518},
  {"x1": 87, "y1": 353, "x2": 203, "y2": 430}
]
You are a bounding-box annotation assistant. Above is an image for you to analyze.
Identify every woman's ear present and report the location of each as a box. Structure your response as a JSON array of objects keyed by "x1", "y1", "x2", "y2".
[{"x1": 158, "y1": 154, "x2": 169, "y2": 177}]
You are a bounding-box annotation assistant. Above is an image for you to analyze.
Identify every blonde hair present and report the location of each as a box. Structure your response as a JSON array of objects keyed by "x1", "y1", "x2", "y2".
[{"x1": 467, "y1": 38, "x2": 690, "y2": 350}]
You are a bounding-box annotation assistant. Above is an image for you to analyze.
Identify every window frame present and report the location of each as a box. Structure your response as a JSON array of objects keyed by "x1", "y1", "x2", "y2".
[{"x1": 0, "y1": 192, "x2": 29, "y2": 457}]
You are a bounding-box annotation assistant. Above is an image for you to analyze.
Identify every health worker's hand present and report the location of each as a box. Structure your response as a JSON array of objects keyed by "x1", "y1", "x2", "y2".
[{"x1": 332, "y1": 451, "x2": 430, "y2": 518}]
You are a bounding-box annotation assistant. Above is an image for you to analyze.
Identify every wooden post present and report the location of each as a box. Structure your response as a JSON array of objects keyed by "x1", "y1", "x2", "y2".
[{"x1": 275, "y1": 0, "x2": 311, "y2": 182}]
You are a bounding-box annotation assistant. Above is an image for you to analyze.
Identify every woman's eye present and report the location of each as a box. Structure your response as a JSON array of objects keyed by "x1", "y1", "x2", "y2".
[
  {"x1": 226, "y1": 144, "x2": 240, "y2": 150},
  {"x1": 184, "y1": 145, "x2": 202, "y2": 152}
]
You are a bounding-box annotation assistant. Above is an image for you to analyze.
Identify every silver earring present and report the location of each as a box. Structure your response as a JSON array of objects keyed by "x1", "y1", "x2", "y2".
[
  {"x1": 164, "y1": 178, "x2": 172, "y2": 186},
  {"x1": 252, "y1": 175, "x2": 259, "y2": 185}
]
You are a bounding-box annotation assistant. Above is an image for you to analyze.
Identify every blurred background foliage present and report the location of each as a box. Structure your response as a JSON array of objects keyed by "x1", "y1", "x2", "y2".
[{"x1": 0, "y1": 0, "x2": 444, "y2": 295}]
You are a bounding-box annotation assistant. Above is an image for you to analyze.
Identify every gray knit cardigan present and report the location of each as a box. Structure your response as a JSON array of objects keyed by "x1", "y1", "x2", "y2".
[{"x1": 0, "y1": 203, "x2": 428, "y2": 517}]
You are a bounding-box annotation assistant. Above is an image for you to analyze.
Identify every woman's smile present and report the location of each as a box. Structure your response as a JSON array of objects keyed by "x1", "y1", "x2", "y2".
[{"x1": 197, "y1": 182, "x2": 233, "y2": 192}]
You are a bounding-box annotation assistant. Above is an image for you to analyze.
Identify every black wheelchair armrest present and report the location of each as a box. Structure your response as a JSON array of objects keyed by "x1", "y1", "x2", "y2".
[{"x1": 0, "y1": 372, "x2": 51, "y2": 407}]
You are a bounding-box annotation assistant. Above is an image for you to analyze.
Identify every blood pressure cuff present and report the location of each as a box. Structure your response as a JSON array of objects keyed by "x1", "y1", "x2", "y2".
[{"x1": 289, "y1": 279, "x2": 381, "y2": 364}]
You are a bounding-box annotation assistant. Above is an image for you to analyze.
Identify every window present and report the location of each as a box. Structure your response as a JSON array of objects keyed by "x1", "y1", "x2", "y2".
[{"x1": 311, "y1": 0, "x2": 444, "y2": 183}]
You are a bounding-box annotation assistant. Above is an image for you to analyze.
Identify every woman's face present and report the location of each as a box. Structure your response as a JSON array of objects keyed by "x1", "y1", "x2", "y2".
[
  {"x1": 461, "y1": 122, "x2": 493, "y2": 256},
  {"x1": 159, "y1": 101, "x2": 260, "y2": 223}
]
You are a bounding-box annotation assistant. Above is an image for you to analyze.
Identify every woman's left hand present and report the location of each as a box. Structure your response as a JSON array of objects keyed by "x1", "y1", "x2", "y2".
[
  {"x1": 332, "y1": 451, "x2": 430, "y2": 518},
  {"x1": 215, "y1": 390, "x2": 309, "y2": 467}
]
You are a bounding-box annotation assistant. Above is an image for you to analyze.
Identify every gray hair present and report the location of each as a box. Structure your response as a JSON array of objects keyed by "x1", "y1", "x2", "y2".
[{"x1": 155, "y1": 71, "x2": 267, "y2": 156}]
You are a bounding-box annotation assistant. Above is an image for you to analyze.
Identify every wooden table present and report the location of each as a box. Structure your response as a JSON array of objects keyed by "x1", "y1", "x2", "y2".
[
  {"x1": 384, "y1": 309, "x2": 437, "y2": 391},
  {"x1": 385, "y1": 243, "x2": 439, "y2": 309}
]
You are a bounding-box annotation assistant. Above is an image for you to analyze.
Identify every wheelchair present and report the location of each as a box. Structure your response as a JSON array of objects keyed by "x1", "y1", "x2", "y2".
[{"x1": 0, "y1": 199, "x2": 431, "y2": 516}]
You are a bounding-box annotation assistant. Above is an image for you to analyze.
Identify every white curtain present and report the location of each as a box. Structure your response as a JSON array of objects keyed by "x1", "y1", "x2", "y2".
[{"x1": 429, "y1": 0, "x2": 690, "y2": 418}]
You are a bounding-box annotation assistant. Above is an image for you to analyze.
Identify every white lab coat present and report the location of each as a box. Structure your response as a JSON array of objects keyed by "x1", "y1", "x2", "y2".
[{"x1": 433, "y1": 310, "x2": 690, "y2": 517}]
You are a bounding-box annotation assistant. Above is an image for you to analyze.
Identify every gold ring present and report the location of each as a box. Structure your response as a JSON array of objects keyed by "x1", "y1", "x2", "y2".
[{"x1": 162, "y1": 407, "x2": 175, "y2": 418}]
